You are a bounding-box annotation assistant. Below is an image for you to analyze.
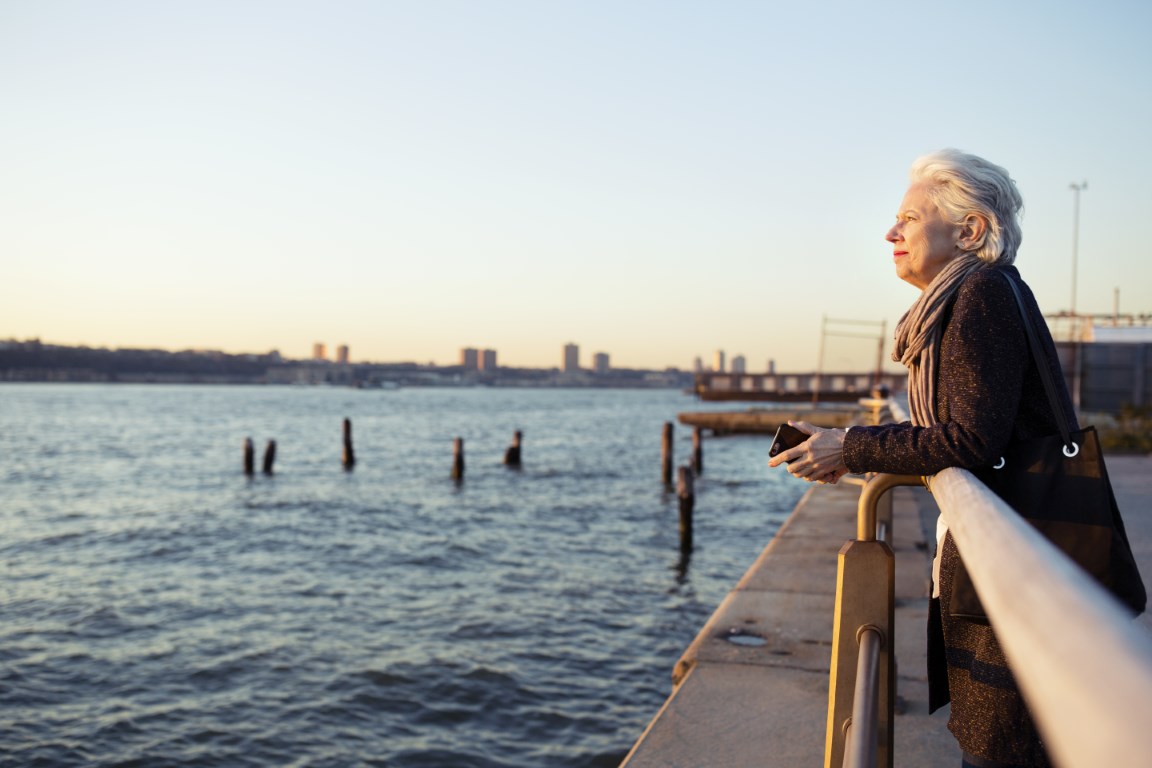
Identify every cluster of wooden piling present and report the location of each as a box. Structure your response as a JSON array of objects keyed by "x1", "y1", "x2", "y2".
[
  {"x1": 662, "y1": 422, "x2": 706, "y2": 557},
  {"x1": 243, "y1": 437, "x2": 278, "y2": 476},
  {"x1": 241, "y1": 417, "x2": 706, "y2": 561},
  {"x1": 242, "y1": 419, "x2": 525, "y2": 481}
]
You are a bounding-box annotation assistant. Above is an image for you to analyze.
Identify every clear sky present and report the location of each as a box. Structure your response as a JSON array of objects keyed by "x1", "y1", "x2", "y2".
[{"x1": 3, "y1": 1, "x2": 1150, "y2": 371}]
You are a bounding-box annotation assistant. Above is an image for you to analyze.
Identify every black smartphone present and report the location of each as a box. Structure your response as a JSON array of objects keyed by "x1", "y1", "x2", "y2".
[{"x1": 769, "y1": 423, "x2": 808, "y2": 463}]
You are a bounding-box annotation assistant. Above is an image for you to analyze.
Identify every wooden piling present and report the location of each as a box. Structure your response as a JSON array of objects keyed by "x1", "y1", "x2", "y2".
[
  {"x1": 661, "y1": 422, "x2": 674, "y2": 485},
  {"x1": 692, "y1": 427, "x2": 703, "y2": 474},
  {"x1": 451, "y1": 437, "x2": 465, "y2": 480},
  {"x1": 677, "y1": 465, "x2": 694, "y2": 554},
  {"x1": 262, "y1": 439, "x2": 276, "y2": 475},
  {"x1": 243, "y1": 437, "x2": 255, "y2": 476},
  {"x1": 503, "y1": 430, "x2": 523, "y2": 467},
  {"x1": 342, "y1": 418, "x2": 355, "y2": 470}
]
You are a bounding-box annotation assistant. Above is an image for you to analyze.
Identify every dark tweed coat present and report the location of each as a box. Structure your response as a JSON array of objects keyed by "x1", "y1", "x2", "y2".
[{"x1": 842, "y1": 264, "x2": 1072, "y2": 766}]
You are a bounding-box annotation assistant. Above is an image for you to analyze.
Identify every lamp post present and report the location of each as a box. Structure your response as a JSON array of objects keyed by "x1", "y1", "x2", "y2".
[
  {"x1": 1069, "y1": 181, "x2": 1087, "y2": 413},
  {"x1": 1069, "y1": 181, "x2": 1087, "y2": 317}
]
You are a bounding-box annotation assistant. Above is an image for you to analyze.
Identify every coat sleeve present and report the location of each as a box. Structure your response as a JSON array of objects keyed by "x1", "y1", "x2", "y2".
[{"x1": 843, "y1": 269, "x2": 1029, "y2": 476}]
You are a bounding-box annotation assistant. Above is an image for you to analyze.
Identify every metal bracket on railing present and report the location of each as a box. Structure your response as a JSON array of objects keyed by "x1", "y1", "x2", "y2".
[{"x1": 856, "y1": 474, "x2": 924, "y2": 542}]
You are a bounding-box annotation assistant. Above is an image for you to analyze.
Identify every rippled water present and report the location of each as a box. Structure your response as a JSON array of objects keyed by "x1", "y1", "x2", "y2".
[{"x1": 0, "y1": 384, "x2": 806, "y2": 767}]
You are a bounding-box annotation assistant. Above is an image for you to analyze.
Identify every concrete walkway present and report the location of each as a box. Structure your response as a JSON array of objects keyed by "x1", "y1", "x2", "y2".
[{"x1": 620, "y1": 452, "x2": 1152, "y2": 767}]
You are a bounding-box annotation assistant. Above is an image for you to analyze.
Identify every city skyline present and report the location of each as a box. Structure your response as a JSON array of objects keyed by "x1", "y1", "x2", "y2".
[
  {"x1": 5, "y1": 333, "x2": 808, "y2": 374},
  {"x1": 4, "y1": 3, "x2": 1150, "y2": 371}
]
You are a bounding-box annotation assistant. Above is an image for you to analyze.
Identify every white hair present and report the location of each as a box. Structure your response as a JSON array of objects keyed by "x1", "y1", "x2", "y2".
[{"x1": 910, "y1": 149, "x2": 1024, "y2": 265}]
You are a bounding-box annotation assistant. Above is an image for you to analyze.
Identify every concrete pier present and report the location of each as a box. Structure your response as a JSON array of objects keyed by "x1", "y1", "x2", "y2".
[{"x1": 621, "y1": 453, "x2": 1152, "y2": 767}]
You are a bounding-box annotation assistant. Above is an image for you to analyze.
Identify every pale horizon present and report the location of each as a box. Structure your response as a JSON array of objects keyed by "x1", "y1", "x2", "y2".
[{"x1": 4, "y1": 2, "x2": 1150, "y2": 372}]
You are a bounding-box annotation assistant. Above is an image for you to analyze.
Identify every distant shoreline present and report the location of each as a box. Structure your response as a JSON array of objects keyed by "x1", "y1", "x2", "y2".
[{"x1": 0, "y1": 340, "x2": 694, "y2": 389}]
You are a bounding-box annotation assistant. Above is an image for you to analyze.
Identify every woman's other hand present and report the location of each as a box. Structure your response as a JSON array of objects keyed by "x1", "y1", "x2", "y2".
[{"x1": 767, "y1": 421, "x2": 850, "y2": 484}]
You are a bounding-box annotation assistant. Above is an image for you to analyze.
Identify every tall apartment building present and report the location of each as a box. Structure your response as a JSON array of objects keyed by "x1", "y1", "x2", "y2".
[
  {"x1": 336, "y1": 345, "x2": 350, "y2": 365},
  {"x1": 460, "y1": 347, "x2": 479, "y2": 371},
  {"x1": 313, "y1": 343, "x2": 327, "y2": 362},
  {"x1": 592, "y1": 352, "x2": 610, "y2": 374},
  {"x1": 480, "y1": 349, "x2": 498, "y2": 371},
  {"x1": 563, "y1": 343, "x2": 580, "y2": 372},
  {"x1": 713, "y1": 349, "x2": 726, "y2": 373},
  {"x1": 731, "y1": 355, "x2": 746, "y2": 374}
]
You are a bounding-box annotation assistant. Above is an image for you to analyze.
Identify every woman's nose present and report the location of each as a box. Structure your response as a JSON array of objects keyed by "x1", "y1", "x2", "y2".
[{"x1": 885, "y1": 224, "x2": 900, "y2": 243}]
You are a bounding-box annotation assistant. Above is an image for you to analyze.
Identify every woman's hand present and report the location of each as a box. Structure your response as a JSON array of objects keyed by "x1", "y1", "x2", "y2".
[{"x1": 767, "y1": 420, "x2": 850, "y2": 484}]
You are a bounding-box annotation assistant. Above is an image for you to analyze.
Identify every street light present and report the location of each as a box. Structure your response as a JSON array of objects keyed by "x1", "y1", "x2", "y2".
[
  {"x1": 1069, "y1": 180, "x2": 1087, "y2": 413},
  {"x1": 1069, "y1": 181, "x2": 1087, "y2": 316}
]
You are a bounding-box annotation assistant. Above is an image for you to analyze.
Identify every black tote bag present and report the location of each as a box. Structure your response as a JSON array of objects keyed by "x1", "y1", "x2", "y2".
[{"x1": 947, "y1": 274, "x2": 1146, "y2": 622}]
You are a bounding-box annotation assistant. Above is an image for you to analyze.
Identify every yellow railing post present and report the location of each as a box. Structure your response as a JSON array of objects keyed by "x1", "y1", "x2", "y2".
[{"x1": 825, "y1": 474, "x2": 922, "y2": 768}]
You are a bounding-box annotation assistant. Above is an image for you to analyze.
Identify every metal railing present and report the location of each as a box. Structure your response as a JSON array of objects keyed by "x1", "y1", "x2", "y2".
[
  {"x1": 826, "y1": 469, "x2": 1152, "y2": 768},
  {"x1": 929, "y1": 468, "x2": 1152, "y2": 767}
]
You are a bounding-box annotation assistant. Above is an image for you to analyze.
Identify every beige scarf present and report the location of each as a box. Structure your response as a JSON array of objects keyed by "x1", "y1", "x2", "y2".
[
  {"x1": 892, "y1": 254, "x2": 986, "y2": 597},
  {"x1": 891, "y1": 254, "x2": 987, "y2": 427}
]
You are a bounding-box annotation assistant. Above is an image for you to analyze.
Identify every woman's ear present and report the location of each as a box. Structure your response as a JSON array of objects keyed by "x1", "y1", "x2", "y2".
[{"x1": 958, "y1": 214, "x2": 988, "y2": 252}]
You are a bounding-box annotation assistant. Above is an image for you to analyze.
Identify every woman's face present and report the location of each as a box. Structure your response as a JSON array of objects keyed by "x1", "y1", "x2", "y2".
[{"x1": 886, "y1": 183, "x2": 963, "y2": 290}]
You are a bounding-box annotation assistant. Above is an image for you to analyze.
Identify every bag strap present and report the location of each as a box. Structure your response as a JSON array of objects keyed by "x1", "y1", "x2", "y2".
[{"x1": 999, "y1": 270, "x2": 1075, "y2": 449}]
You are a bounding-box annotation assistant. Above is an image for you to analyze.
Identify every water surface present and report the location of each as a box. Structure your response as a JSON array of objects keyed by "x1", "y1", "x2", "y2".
[{"x1": 1, "y1": 384, "x2": 806, "y2": 767}]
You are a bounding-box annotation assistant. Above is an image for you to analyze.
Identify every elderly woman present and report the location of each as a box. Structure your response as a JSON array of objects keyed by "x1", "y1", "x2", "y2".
[{"x1": 769, "y1": 149, "x2": 1071, "y2": 767}]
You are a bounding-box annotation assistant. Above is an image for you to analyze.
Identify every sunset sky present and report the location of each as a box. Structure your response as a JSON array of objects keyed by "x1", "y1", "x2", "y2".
[{"x1": 3, "y1": 1, "x2": 1150, "y2": 371}]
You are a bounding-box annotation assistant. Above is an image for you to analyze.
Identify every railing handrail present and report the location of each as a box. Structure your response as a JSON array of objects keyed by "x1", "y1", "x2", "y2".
[{"x1": 928, "y1": 467, "x2": 1152, "y2": 767}]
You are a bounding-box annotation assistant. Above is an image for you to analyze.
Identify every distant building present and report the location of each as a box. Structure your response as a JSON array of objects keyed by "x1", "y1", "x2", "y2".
[
  {"x1": 480, "y1": 349, "x2": 498, "y2": 371},
  {"x1": 460, "y1": 347, "x2": 479, "y2": 371},
  {"x1": 767, "y1": 359, "x2": 776, "y2": 374},
  {"x1": 713, "y1": 349, "x2": 726, "y2": 373},
  {"x1": 313, "y1": 343, "x2": 327, "y2": 362},
  {"x1": 731, "y1": 355, "x2": 746, "y2": 374},
  {"x1": 1090, "y1": 326, "x2": 1152, "y2": 343},
  {"x1": 693, "y1": 356, "x2": 704, "y2": 373},
  {"x1": 593, "y1": 352, "x2": 610, "y2": 374},
  {"x1": 563, "y1": 343, "x2": 580, "y2": 372},
  {"x1": 336, "y1": 345, "x2": 350, "y2": 365}
]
